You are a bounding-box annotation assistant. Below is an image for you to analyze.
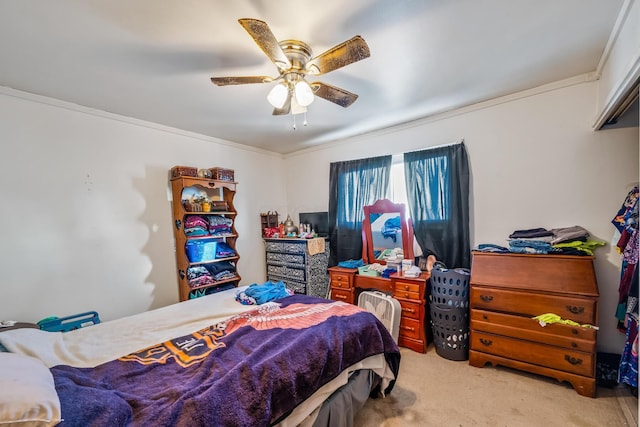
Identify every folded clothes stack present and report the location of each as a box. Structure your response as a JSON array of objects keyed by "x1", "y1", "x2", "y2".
[
  {"x1": 476, "y1": 225, "x2": 605, "y2": 256},
  {"x1": 184, "y1": 215, "x2": 210, "y2": 237}
]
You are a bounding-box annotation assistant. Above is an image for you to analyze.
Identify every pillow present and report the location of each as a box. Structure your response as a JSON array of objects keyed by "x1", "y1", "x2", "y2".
[{"x1": 0, "y1": 353, "x2": 61, "y2": 426}]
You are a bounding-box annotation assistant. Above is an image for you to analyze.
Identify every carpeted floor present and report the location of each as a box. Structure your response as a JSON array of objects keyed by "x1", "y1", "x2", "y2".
[{"x1": 354, "y1": 346, "x2": 638, "y2": 427}]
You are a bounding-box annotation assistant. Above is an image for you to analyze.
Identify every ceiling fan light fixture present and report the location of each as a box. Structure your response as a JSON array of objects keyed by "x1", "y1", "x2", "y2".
[
  {"x1": 290, "y1": 95, "x2": 307, "y2": 115},
  {"x1": 294, "y1": 79, "x2": 314, "y2": 106},
  {"x1": 211, "y1": 18, "x2": 370, "y2": 119},
  {"x1": 267, "y1": 83, "x2": 288, "y2": 108}
]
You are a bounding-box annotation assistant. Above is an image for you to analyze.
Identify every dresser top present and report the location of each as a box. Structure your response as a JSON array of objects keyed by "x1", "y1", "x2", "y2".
[
  {"x1": 471, "y1": 251, "x2": 594, "y2": 260},
  {"x1": 470, "y1": 251, "x2": 598, "y2": 296}
]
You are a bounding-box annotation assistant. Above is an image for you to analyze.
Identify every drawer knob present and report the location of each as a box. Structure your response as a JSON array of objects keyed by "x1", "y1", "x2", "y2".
[
  {"x1": 401, "y1": 326, "x2": 415, "y2": 332},
  {"x1": 564, "y1": 355, "x2": 582, "y2": 365},
  {"x1": 571, "y1": 342, "x2": 578, "y2": 348},
  {"x1": 483, "y1": 315, "x2": 488, "y2": 320},
  {"x1": 566, "y1": 305, "x2": 584, "y2": 315},
  {"x1": 404, "y1": 285, "x2": 409, "y2": 290},
  {"x1": 571, "y1": 329, "x2": 579, "y2": 335},
  {"x1": 402, "y1": 307, "x2": 416, "y2": 314},
  {"x1": 479, "y1": 338, "x2": 492, "y2": 346},
  {"x1": 480, "y1": 295, "x2": 493, "y2": 302},
  {"x1": 334, "y1": 294, "x2": 346, "y2": 300}
]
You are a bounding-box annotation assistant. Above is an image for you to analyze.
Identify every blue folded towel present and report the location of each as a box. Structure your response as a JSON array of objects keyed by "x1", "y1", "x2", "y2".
[{"x1": 337, "y1": 259, "x2": 365, "y2": 268}]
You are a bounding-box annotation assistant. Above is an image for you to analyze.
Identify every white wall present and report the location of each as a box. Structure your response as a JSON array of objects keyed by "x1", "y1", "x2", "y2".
[
  {"x1": 283, "y1": 80, "x2": 639, "y2": 354},
  {"x1": 0, "y1": 89, "x2": 286, "y2": 323}
]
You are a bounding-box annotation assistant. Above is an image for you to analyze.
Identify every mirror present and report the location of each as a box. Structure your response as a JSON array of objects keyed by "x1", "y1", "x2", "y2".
[{"x1": 361, "y1": 199, "x2": 415, "y2": 264}]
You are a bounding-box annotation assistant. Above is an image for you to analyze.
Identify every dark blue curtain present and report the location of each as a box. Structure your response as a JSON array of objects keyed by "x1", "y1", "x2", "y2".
[
  {"x1": 328, "y1": 155, "x2": 392, "y2": 266},
  {"x1": 404, "y1": 142, "x2": 470, "y2": 268}
]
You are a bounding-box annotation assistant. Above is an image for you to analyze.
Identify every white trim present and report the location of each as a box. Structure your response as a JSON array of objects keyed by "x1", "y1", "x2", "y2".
[
  {"x1": 595, "y1": 0, "x2": 635, "y2": 79},
  {"x1": 592, "y1": 54, "x2": 640, "y2": 130},
  {"x1": 0, "y1": 86, "x2": 284, "y2": 159}
]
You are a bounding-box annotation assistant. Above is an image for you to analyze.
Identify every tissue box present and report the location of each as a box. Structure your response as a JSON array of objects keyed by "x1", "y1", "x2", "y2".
[
  {"x1": 386, "y1": 260, "x2": 401, "y2": 272},
  {"x1": 402, "y1": 259, "x2": 414, "y2": 271},
  {"x1": 358, "y1": 265, "x2": 380, "y2": 277}
]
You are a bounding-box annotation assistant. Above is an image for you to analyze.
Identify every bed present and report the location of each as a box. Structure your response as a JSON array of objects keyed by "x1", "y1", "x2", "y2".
[{"x1": 0, "y1": 286, "x2": 400, "y2": 426}]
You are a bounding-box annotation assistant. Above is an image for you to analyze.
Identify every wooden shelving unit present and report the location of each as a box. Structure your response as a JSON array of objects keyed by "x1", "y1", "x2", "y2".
[{"x1": 169, "y1": 174, "x2": 240, "y2": 301}]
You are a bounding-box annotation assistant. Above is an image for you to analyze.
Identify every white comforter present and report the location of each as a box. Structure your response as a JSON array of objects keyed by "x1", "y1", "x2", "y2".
[{"x1": 0, "y1": 286, "x2": 255, "y2": 368}]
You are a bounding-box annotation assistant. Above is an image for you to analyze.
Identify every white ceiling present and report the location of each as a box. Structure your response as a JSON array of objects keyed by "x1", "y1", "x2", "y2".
[{"x1": 0, "y1": 0, "x2": 625, "y2": 154}]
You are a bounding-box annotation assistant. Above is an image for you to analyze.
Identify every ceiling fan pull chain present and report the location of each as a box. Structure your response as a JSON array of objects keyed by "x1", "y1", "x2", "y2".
[
  {"x1": 293, "y1": 113, "x2": 297, "y2": 130},
  {"x1": 303, "y1": 112, "x2": 308, "y2": 127}
]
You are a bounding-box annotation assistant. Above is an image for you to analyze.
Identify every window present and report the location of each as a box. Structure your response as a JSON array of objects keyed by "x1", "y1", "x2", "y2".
[
  {"x1": 390, "y1": 156, "x2": 408, "y2": 210},
  {"x1": 328, "y1": 143, "x2": 470, "y2": 268}
]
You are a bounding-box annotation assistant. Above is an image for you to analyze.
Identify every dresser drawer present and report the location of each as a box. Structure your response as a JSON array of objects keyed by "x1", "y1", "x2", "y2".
[
  {"x1": 470, "y1": 287, "x2": 596, "y2": 325},
  {"x1": 399, "y1": 316, "x2": 421, "y2": 340},
  {"x1": 470, "y1": 309, "x2": 596, "y2": 353},
  {"x1": 267, "y1": 274, "x2": 307, "y2": 294},
  {"x1": 266, "y1": 252, "x2": 305, "y2": 265},
  {"x1": 264, "y1": 241, "x2": 284, "y2": 253},
  {"x1": 330, "y1": 271, "x2": 354, "y2": 289},
  {"x1": 330, "y1": 288, "x2": 353, "y2": 303},
  {"x1": 281, "y1": 242, "x2": 306, "y2": 253},
  {"x1": 471, "y1": 331, "x2": 594, "y2": 377},
  {"x1": 394, "y1": 279, "x2": 424, "y2": 299},
  {"x1": 265, "y1": 240, "x2": 306, "y2": 254},
  {"x1": 267, "y1": 265, "x2": 305, "y2": 282},
  {"x1": 398, "y1": 299, "x2": 422, "y2": 320},
  {"x1": 394, "y1": 289, "x2": 421, "y2": 301},
  {"x1": 394, "y1": 283, "x2": 421, "y2": 301}
]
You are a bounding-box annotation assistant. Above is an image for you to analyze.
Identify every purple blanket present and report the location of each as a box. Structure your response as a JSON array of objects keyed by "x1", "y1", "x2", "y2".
[{"x1": 51, "y1": 295, "x2": 400, "y2": 426}]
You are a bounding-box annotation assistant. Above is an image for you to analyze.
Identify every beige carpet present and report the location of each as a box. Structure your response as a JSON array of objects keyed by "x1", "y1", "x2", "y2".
[{"x1": 354, "y1": 346, "x2": 638, "y2": 427}]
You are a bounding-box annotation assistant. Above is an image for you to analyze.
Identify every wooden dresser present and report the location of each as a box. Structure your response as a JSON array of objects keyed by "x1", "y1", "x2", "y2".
[
  {"x1": 328, "y1": 267, "x2": 430, "y2": 353},
  {"x1": 468, "y1": 252, "x2": 599, "y2": 397}
]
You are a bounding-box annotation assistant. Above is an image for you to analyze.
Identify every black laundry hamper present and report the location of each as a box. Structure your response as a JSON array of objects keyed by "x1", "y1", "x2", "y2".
[{"x1": 429, "y1": 268, "x2": 471, "y2": 361}]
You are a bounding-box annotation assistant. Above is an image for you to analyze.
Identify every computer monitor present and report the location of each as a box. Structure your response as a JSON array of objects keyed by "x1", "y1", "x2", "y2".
[{"x1": 298, "y1": 211, "x2": 329, "y2": 237}]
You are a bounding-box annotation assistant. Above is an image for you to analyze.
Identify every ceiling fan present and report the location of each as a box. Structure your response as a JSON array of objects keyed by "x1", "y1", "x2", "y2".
[{"x1": 210, "y1": 18, "x2": 370, "y2": 117}]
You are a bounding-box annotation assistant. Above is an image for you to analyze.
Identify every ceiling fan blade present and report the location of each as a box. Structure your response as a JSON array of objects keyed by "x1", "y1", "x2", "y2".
[
  {"x1": 238, "y1": 18, "x2": 291, "y2": 71},
  {"x1": 272, "y1": 92, "x2": 292, "y2": 115},
  {"x1": 310, "y1": 82, "x2": 359, "y2": 108},
  {"x1": 210, "y1": 76, "x2": 273, "y2": 86},
  {"x1": 306, "y1": 36, "x2": 370, "y2": 75}
]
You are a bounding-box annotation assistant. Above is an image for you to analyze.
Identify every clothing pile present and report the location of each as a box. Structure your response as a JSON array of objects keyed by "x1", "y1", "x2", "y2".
[
  {"x1": 215, "y1": 242, "x2": 235, "y2": 258},
  {"x1": 235, "y1": 281, "x2": 294, "y2": 305},
  {"x1": 208, "y1": 216, "x2": 233, "y2": 237},
  {"x1": 337, "y1": 259, "x2": 365, "y2": 269},
  {"x1": 189, "y1": 283, "x2": 236, "y2": 299},
  {"x1": 612, "y1": 186, "x2": 638, "y2": 390},
  {"x1": 207, "y1": 261, "x2": 237, "y2": 282},
  {"x1": 476, "y1": 226, "x2": 605, "y2": 255},
  {"x1": 184, "y1": 215, "x2": 210, "y2": 237},
  {"x1": 184, "y1": 215, "x2": 233, "y2": 237},
  {"x1": 186, "y1": 261, "x2": 237, "y2": 288},
  {"x1": 186, "y1": 266, "x2": 216, "y2": 289}
]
